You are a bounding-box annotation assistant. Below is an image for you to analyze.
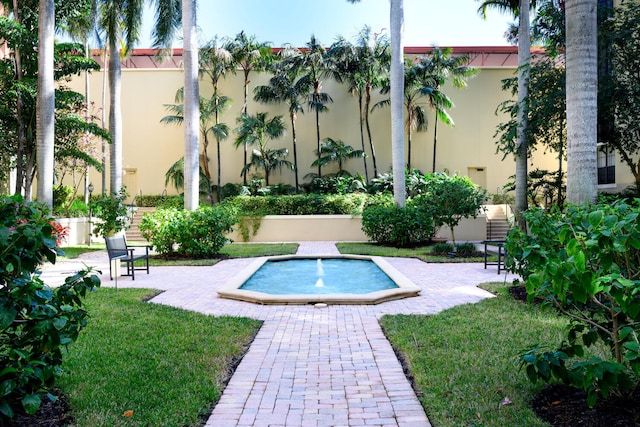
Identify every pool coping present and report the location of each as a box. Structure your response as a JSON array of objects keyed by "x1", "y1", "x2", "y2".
[{"x1": 217, "y1": 254, "x2": 421, "y2": 305}]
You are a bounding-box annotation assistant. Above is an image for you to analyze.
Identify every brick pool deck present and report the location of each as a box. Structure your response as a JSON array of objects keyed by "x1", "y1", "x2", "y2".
[{"x1": 43, "y1": 242, "x2": 519, "y2": 427}]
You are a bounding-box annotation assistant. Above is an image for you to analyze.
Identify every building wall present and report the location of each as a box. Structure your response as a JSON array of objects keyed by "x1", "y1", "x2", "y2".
[{"x1": 68, "y1": 50, "x2": 568, "y2": 199}]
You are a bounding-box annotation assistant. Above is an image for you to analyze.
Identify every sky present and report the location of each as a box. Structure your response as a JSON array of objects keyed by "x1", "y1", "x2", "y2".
[{"x1": 137, "y1": 0, "x2": 516, "y2": 49}]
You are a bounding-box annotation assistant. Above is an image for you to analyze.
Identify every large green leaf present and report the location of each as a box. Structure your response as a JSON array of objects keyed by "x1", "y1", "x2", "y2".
[{"x1": 0, "y1": 307, "x2": 17, "y2": 330}]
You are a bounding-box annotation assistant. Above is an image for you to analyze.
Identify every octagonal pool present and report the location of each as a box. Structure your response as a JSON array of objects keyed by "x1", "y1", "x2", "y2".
[{"x1": 217, "y1": 254, "x2": 421, "y2": 305}]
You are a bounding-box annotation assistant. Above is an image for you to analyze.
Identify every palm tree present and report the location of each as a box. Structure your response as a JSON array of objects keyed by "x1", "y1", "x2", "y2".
[
  {"x1": 346, "y1": 0, "x2": 406, "y2": 206},
  {"x1": 311, "y1": 138, "x2": 365, "y2": 176},
  {"x1": 182, "y1": 0, "x2": 199, "y2": 210},
  {"x1": 389, "y1": 0, "x2": 406, "y2": 206},
  {"x1": 477, "y1": 0, "x2": 535, "y2": 228},
  {"x1": 161, "y1": 89, "x2": 228, "y2": 205},
  {"x1": 254, "y1": 48, "x2": 307, "y2": 191},
  {"x1": 200, "y1": 37, "x2": 233, "y2": 198},
  {"x1": 288, "y1": 35, "x2": 334, "y2": 178},
  {"x1": 94, "y1": 0, "x2": 180, "y2": 196},
  {"x1": 356, "y1": 26, "x2": 391, "y2": 179},
  {"x1": 36, "y1": 0, "x2": 55, "y2": 209},
  {"x1": 234, "y1": 112, "x2": 293, "y2": 186},
  {"x1": 375, "y1": 58, "x2": 451, "y2": 171},
  {"x1": 565, "y1": 0, "x2": 598, "y2": 203},
  {"x1": 328, "y1": 36, "x2": 370, "y2": 182},
  {"x1": 417, "y1": 47, "x2": 477, "y2": 173},
  {"x1": 225, "y1": 31, "x2": 272, "y2": 185}
]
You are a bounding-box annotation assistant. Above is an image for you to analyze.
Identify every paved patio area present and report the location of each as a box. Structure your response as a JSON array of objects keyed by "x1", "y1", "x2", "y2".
[{"x1": 43, "y1": 242, "x2": 519, "y2": 427}]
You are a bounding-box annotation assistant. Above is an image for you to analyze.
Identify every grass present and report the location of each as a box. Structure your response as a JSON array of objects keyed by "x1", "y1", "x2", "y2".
[
  {"x1": 61, "y1": 243, "x2": 299, "y2": 267},
  {"x1": 59, "y1": 288, "x2": 261, "y2": 427},
  {"x1": 336, "y1": 241, "x2": 494, "y2": 263},
  {"x1": 380, "y1": 285, "x2": 566, "y2": 427},
  {"x1": 59, "y1": 245, "x2": 105, "y2": 259}
]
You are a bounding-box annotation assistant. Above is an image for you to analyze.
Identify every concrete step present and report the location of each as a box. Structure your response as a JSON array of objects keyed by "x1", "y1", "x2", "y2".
[{"x1": 126, "y1": 207, "x2": 156, "y2": 243}]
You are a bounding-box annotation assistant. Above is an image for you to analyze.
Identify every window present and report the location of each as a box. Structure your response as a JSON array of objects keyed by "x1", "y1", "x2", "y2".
[{"x1": 597, "y1": 144, "x2": 615, "y2": 185}]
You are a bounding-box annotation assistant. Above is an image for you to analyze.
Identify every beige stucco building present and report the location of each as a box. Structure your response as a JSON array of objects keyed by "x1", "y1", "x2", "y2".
[{"x1": 66, "y1": 45, "x2": 632, "y2": 200}]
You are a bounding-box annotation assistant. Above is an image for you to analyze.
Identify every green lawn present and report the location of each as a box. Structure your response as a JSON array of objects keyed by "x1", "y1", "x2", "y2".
[
  {"x1": 336, "y1": 241, "x2": 493, "y2": 263},
  {"x1": 381, "y1": 285, "x2": 564, "y2": 427},
  {"x1": 59, "y1": 288, "x2": 261, "y2": 427},
  {"x1": 59, "y1": 245, "x2": 105, "y2": 259}
]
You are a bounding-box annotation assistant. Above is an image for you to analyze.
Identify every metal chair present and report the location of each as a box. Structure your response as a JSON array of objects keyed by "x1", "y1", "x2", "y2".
[{"x1": 105, "y1": 234, "x2": 150, "y2": 280}]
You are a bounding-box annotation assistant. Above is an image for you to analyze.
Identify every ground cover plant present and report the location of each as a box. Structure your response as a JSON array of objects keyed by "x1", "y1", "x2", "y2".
[
  {"x1": 57, "y1": 288, "x2": 261, "y2": 427},
  {"x1": 381, "y1": 284, "x2": 567, "y2": 427}
]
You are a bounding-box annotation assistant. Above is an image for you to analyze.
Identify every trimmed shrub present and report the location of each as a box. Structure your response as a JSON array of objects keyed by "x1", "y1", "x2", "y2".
[
  {"x1": 228, "y1": 194, "x2": 368, "y2": 216},
  {"x1": 0, "y1": 195, "x2": 100, "y2": 420},
  {"x1": 139, "y1": 204, "x2": 238, "y2": 258},
  {"x1": 432, "y1": 242, "x2": 454, "y2": 255},
  {"x1": 304, "y1": 176, "x2": 366, "y2": 195},
  {"x1": 455, "y1": 242, "x2": 478, "y2": 256},
  {"x1": 134, "y1": 194, "x2": 183, "y2": 208},
  {"x1": 361, "y1": 200, "x2": 435, "y2": 247}
]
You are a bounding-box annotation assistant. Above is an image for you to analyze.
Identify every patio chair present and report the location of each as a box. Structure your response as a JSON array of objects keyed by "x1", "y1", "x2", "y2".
[{"x1": 105, "y1": 234, "x2": 150, "y2": 280}]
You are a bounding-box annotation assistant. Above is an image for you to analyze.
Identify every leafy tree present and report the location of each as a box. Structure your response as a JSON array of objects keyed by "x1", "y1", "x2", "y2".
[
  {"x1": 495, "y1": 58, "x2": 566, "y2": 205},
  {"x1": 234, "y1": 112, "x2": 293, "y2": 186},
  {"x1": 600, "y1": 2, "x2": 640, "y2": 192},
  {"x1": 0, "y1": 2, "x2": 105, "y2": 200},
  {"x1": 418, "y1": 172, "x2": 487, "y2": 246},
  {"x1": 224, "y1": 31, "x2": 273, "y2": 185},
  {"x1": 311, "y1": 138, "x2": 365, "y2": 176}
]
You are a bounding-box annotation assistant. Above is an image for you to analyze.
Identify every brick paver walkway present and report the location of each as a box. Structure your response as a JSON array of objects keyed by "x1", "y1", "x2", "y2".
[{"x1": 45, "y1": 242, "x2": 519, "y2": 426}]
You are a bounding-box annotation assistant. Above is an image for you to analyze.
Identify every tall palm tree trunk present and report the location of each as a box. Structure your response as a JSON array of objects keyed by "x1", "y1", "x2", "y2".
[
  {"x1": 364, "y1": 85, "x2": 378, "y2": 177},
  {"x1": 390, "y1": 0, "x2": 406, "y2": 206},
  {"x1": 108, "y1": 37, "x2": 123, "y2": 195},
  {"x1": 358, "y1": 93, "x2": 369, "y2": 182},
  {"x1": 290, "y1": 112, "x2": 300, "y2": 191},
  {"x1": 215, "y1": 109, "x2": 222, "y2": 198},
  {"x1": 432, "y1": 116, "x2": 439, "y2": 173},
  {"x1": 101, "y1": 48, "x2": 108, "y2": 195},
  {"x1": 515, "y1": 0, "x2": 531, "y2": 229},
  {"x1": 242, "y1": 71, "x2": 249, "y2": 185},
  {"x1": 36, "y1": 0, "x2": 55, "y2": 209},
  {"x1": 316, "y1": 107, "x2": 322, "y2": 178},
  {"x1": 566, "y1": 0, "x2": 598, "y2": 204},
  {"x1": 183, "y1": 0, "x2": 200, "y2": 210},
  {"x1": 406, "y1": 106, "x2": 413, "y2": 170}
]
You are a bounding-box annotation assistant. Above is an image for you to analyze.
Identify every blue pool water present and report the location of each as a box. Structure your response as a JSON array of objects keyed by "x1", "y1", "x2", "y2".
[{"x1": 239, "y1": 258, "x2": 398, "y2": 295}]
